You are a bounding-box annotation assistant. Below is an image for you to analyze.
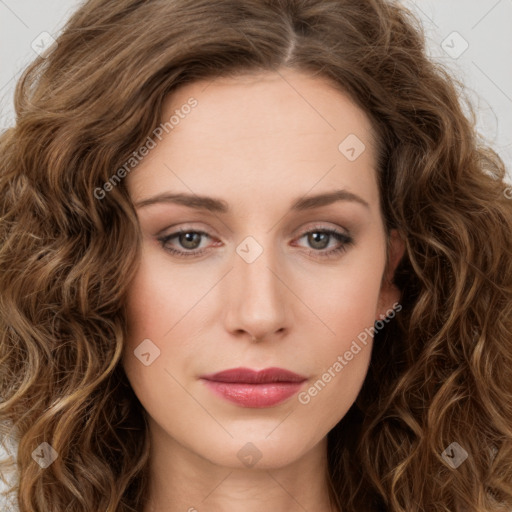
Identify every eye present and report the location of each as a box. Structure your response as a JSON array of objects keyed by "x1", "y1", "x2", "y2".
[
  {"x1": 157, "y1": 228, "x2": 213, "y2": 258},
  {"x1": 157, "y1": 225, "x2": 354, "y2": 259},
  {"x1": 293, "y1": 226, "x2": 354, "y2": 259}
]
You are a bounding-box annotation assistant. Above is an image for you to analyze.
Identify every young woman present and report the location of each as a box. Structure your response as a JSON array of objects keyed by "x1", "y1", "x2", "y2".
[{"x1": 1, "y1": 1, "x2": 511, "y2": 511}]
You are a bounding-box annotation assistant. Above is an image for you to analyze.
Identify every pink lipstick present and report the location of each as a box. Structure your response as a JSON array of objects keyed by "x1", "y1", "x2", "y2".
[{"x1": 200, "y1": 367, "x2": 307, "y2": 408}]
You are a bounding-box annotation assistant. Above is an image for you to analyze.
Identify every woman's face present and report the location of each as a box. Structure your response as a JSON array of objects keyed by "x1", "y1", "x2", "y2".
[{"x1": 122, "y1": 68, "x2": 404, "y2": 470}]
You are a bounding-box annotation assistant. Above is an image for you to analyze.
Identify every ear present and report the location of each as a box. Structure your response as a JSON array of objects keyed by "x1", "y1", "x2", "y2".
[{"x1": 376, "y1": 229, "x2": 405, "y2": 321}]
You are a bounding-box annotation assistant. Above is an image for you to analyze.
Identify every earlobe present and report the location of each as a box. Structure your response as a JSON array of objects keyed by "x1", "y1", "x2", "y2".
[{"x1": 376, "y1": 229, "x2": 405, "y2": 320}]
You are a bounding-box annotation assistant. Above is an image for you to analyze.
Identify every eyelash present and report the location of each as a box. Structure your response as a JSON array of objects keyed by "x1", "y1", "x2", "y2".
[{"x1": 157, "y1": 225, "x2": 354, "y2": 260}]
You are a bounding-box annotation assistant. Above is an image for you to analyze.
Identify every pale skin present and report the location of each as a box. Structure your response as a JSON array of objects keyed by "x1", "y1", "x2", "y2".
[{"x1": 122, "y1": 68, "x2": 405, "y2": 512}]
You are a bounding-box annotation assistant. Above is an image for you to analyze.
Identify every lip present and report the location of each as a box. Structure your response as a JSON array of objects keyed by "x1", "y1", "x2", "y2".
[{"x1": 200, "y1": 367, "x2": 307, "y2": 408}]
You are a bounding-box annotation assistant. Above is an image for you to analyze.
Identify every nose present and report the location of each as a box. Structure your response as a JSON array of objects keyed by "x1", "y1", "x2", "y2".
[{"x1": 223, "y1": 236, "x2": 290, "y2": 342}]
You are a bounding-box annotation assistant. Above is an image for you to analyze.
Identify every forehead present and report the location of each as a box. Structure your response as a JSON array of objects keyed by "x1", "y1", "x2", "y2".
[
  {"x1": 164, "y1": 68, "x2": 376, "y2": 149},
  {"x1": 127, "y1": 68, "x2": 380, "y2": 212}
]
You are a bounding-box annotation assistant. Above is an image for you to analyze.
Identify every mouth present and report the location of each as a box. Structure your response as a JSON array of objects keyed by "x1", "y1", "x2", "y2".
[{"x1": 200, "y1": 367, "x2": 308, "y2": 408}]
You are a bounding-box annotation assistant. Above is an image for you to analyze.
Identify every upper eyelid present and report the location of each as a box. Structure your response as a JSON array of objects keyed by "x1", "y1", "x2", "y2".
[{"x1": 159, "y1": 220, "x2": 350, "y2": 237}]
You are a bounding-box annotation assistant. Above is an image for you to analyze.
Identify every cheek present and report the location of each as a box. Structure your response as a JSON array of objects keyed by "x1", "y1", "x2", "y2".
[
  {"x1": 294, "y1": 342, "x2": 372, "y2": 443},
  {"x1": 120, "y1": 246, "x2": 224, "y2": 407},
  {"x1": 304, "y1": 255, "x2": 385, "y2": 343},
  {"x1": 122, "y1": 246, "x2": 199, "y2": 344},
  {"x1": 292, "y1": 267, "x2": 383, "y2": 428},
  {"x1": 120, "y1": 254, "x2": 184, "y2": 397},
  {"x1": 123, "y1": 267, "x2": 171, "y2": 340},
  {"x1": 294, "y1": 252, "x2": 384, "y2": 404}
]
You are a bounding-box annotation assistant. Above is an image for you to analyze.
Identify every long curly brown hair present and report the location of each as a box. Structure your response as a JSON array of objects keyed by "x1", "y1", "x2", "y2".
[{"x1": 1, "y1": 0, "x2": 511, "y2": 511}]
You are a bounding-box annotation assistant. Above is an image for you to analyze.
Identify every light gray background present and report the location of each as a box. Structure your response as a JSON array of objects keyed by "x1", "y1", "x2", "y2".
[{"x1": 1, "y1": 0, "x2": 511, "y2": 179}]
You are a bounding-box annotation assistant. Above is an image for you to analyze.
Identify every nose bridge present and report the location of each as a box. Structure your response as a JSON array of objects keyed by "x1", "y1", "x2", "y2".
[{"x1": 224, "y1": 233, "x2": 288, "y2": 339}]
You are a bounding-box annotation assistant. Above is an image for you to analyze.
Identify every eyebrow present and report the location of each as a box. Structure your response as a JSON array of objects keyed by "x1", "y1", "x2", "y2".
[{"x1": 134, "y1": 189, "x2": 370, "y2": 212}]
